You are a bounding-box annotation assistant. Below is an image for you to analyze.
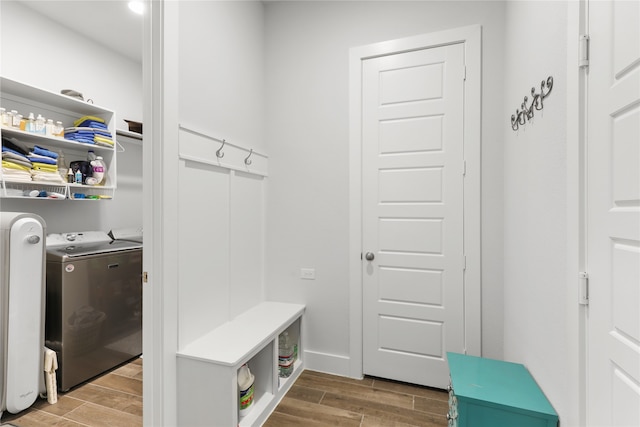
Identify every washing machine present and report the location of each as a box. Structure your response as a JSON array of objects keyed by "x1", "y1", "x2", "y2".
[
  {"x1": 0, "y1": 212, "x2": 46, "y2": 418},
  {"x1": 45, "y1": 231, "x2": 142, "y2": 391}
]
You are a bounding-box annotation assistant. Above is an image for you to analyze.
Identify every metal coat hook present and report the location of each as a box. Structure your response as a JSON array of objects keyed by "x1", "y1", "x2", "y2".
[
  {"x1": 216, "y1": 139, "x2": 226, "y2": 158},
  {"x1": 244, "y1": 149, "x2": 253, "y2": 166},
  {"x1": 511, "y1": 76, "x2": 553, "y2": 131}
]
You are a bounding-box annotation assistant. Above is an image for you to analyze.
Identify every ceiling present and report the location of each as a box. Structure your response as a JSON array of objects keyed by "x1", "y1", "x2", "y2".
[{"x1": 19, "y1": 0, "x2": 143, "y2": 63}]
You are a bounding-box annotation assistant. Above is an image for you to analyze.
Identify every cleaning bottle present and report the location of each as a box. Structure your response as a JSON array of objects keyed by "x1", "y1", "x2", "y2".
[
  {"x1": 237, "y1": 364, "x2": 255, "y2": 417},
  {"x1": 74, "y1": 167, "x2": 83, "y2": 185},
  {"x1": 90, "y1": 156, "x2": 106, "y2": 185}
]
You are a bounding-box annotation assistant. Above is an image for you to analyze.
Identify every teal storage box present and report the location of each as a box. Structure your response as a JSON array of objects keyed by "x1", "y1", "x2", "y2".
[{"x1": 447, "y1": 352, "x2": 558, "y2": 427}]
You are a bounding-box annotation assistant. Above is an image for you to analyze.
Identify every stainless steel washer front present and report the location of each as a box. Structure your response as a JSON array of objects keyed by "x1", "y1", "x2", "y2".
[{"x1": 45, "y1": 242, "x2": 142, "y2": 391}]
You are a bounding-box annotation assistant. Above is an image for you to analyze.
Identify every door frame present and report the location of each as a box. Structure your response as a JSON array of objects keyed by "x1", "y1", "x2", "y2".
[{"x1": 348, "y1": 25, "x2": 482, "y2": 380}]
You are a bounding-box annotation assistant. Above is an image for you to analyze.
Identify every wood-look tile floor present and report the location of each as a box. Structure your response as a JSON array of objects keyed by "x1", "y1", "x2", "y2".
[
  {"x1": 1, "y1": 360, "x2": 448, "y2": 427},
  {"x1": 264, "y1": 370, "x2": 449, "y2": 427},
  {"x1": 1, "y1": 357, "x2": 142, "y2": 427}
]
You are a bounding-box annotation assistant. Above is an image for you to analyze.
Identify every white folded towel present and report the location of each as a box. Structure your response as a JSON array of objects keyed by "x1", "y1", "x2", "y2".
[{"x1": 43, "y1": 347, "x2": 58, "y2": 404}]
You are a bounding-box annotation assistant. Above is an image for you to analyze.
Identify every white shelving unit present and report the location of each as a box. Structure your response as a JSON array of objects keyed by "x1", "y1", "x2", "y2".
[
  {"x1": 176, "y1": 301, "x2": 305, "y2": 427},
  {"x1": 1, "y1": 76, "x2": 117, "y2": 200}
]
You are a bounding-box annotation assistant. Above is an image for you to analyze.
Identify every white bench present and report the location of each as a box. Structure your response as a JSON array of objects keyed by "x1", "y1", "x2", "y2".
[{"x1": 177, "y1": 301, "x2": 305, "y2": 426}]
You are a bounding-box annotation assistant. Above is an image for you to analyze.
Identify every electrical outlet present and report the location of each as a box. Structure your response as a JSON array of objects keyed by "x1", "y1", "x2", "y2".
[{"x1": 300, "y1": 268, "x2": 315, "y2": 280}]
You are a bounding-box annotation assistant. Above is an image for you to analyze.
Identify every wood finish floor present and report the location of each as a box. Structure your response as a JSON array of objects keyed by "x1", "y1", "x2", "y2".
[
  {"x1": 264, "y1": 370, "x2": 448, "y2": 427},
  {"x1": 1, "y1": 358, "x2": 142, "y2": 427},
  {"x1": 2, "y1": 360, "x2": 448, "y2": 427}
]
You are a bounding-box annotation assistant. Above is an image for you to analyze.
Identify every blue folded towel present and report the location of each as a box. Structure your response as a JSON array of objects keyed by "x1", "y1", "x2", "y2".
[
  {"x1": 27, "y1": 156, "x2": 57, "y2": 165},
  {"x1": 33, "y1": 145, "x2": 59, "y2": 159},
  {"x1": 65, "y1": 134, "x2": 95, "y2": 144},
  {"x1": 2, "y1": 146, "x2": 25, "y2": 157}
]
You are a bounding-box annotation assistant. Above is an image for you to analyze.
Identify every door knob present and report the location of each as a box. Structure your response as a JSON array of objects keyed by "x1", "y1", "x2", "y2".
[{"x1": 365, "y1": 252, "x2": 375, "y2": 261}]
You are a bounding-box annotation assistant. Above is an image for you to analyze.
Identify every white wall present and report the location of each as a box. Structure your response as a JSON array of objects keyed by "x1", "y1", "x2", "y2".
[
  {"x1": 502, "y1": 1, "x2": 571, "y2": 423},
  {"x1": 263, "y1": 1, "x2": 506, "y2": 371},
  {"x1": 0, "y1": 1, "x2": 143, "y2": 234},
  {"x1": 175, "y1": 1, "x2": 266, "y2": 349},
  {"x1": 178, "y1": 0, "x2": 265, "y2": 152}
]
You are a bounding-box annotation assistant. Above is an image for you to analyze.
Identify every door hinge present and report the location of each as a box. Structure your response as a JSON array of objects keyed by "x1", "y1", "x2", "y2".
[
  {"x1": 462, "y1": 160, "x2": 467, "y2": 176},
  {"x1": 579, "y1": 35, "x2": 590, "y2": 69},
  {"x1": 462, "y1": 255, "x2": 467, "y2": 271},
  {"x1": 143, "y1": 271, "x2": 149, "y2": 283},
  {"x1": 463, "y1": 66, "x2": 467, "y2": 81},
  {"x1": 578, "y1": 272, "x2": 589, "y2": 305}
]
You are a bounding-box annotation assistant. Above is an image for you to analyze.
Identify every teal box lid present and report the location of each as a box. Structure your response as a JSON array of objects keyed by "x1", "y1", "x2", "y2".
[{"x1": 447, "y1": 352, "x2": 557, "y2": 417}]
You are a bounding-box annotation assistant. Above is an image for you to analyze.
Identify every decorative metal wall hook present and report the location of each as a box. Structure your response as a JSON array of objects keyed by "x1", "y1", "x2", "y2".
[
  {"x1": 511, "y1": 76, "x2": 553, "y2": 131},
  {"x1": 216, "y1": 139, "x2": 226, "y2": 158},
  {"x1": 244, "y1": 149, "x2": 253, "y2": 166}
]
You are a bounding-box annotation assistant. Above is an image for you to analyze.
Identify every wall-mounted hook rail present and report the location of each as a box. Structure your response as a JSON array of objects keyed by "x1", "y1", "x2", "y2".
[
  {"x1": 244, "y1": 149, "x2": 253, "y2": 166},
  {"x1": 216, "y1": 139, "x2": 226, "y2": 158},
  {"x1": 511, "y1": 76, "x2": 553, "y2": 131},
  {"x1": 178, "y1": 124, "x2": 269, "y2": 176}
]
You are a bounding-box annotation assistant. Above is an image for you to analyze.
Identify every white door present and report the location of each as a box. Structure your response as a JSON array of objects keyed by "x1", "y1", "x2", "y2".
[
  {"x1": 586, "y1": 1, "x2": 640, "y2": 425},
  {"x1": 362, "y1": 43, "x2": 465, "y2": 388}
]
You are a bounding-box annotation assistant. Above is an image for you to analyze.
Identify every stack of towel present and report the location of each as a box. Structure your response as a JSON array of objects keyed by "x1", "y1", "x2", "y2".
[
  {"x1": 29, "y1": 146, "x2": 65, "y2": 184},
  {"x1": 2, "y1": 136, "x2": 32, "y2": 182},
  {"x1": 64, "y1": 115, "x2": 114, "y2": 147}
]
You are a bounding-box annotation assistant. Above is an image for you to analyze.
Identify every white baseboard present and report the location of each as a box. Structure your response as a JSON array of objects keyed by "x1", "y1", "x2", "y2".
[{"x1": 302, "y1": 350, "x2": 353, "y2": 378}]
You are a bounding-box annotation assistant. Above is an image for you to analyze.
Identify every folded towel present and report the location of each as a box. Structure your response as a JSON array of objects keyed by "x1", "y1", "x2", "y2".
[
  {"x1": 73, "y1": 115, "x2": 105, "y2": 127},
  {"x1": 27, "y1": 155, "x2": 57, "y2": 165},
  {"x1": 2, "y1": 156, "x2": 32, "y2": 169},
  {"x1": 2, "y1": 149, "x2": 31, "y2": 163},
  {"x1": 75, "y1": 120, "x2": 109, "y2": 130},
  {"x1": 33, "y1": 146, "x2": 59, "y2": 159},
  {"x1": 1, "y1": 170, "x2": 32, "y2": 182},
  {"x1": 94, "y1": 135, "x2": 114, "y2": 145},
  {"x1": 32, "y1": 163, "x2": 59, "y2": 172},
  {"x1": 64, "y1": 134, "x2": 96, "y2": 144},
  {"x1": 43, "y1": 347, "x2": 58, "y2": 404},
  {"x1": 2, "y1": 136, "x2": 30, "y2": 155},
  {"x1": 3, "y1": 160, "x2": 32, "y2": 172}
]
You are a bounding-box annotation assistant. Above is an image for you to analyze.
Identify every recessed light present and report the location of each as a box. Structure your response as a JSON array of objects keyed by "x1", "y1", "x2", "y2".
[{"x1": 128, "y1": 1, "x2": 145, "y2": 15}]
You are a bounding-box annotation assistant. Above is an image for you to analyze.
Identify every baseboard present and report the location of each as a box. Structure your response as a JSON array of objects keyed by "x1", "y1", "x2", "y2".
[{"x1": 303, "y1": 350, "x2": 351, "y2": 378}]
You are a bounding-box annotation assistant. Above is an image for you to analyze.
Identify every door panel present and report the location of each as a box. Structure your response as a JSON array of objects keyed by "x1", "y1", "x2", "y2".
[
  {"x1": 362, "y1": 43, "x2": 465, "y2": 388},
  {"x1": 379, "y1": 116, "x2": 444, "y2": 153},
  {"x1": 587, "y1": 1, "x2": 640, "y2": 425}
]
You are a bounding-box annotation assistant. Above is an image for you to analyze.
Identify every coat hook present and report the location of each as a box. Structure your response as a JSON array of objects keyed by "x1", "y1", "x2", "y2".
[
  {"x1": 510, "y1": 75, "x2": 553, "y2": 131},
  {"x1": 244, "y1": 149, "x2": 253, "y2": 166},
  {"x1": 216, "y1": 139, "x2": 226, "y2": 158}
]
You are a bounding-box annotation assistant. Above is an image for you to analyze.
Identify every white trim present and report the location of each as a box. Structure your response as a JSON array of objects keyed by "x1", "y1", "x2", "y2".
[
  {"x1": 303, "y1": 350, "x2": 352, "y2": 378},
  {"x1": 143, "y1": 0, "x2": 180, "y2": 426},
  {"x1": 348, "y1": 25, "x2": 483, "y2": 380},
  {"x1": 565, "y1": 2, "x2": 588, "y2": 426}
]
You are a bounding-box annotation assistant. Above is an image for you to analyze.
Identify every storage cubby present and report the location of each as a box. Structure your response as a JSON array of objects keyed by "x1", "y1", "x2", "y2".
[
  {"x1": 177, "y1": 302, "x2": 305, "y2": 427},
  {"x1": 1, "y1": 76, "x2": 117, "y2": 200}
]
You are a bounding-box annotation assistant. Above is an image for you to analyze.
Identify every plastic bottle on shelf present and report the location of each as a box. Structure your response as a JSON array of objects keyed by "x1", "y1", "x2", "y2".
[
  {"x1": 90, "y1": 156, "x2": 106, "y2": 185},
  {"x1": 10, "y1": 110, "x2": 19, "y2": 128},
  {"x1": 278, "y1": 331, "x2": 294, "y2": 378},
  {"x1": 45, "y1": 119, "x2": 55, "y2": 136},
  {"x1": 26, "y1": 112, "x2": 35, "y2": 132},
  {"x1": 87, "y1": 150, "x2": 97, "y2": 161},
  {"x1": 74, "y1": 168, "x2": 83, "y2": 185},
  {"x1": 54, "y1": 121, "x2": 64, "y2": 137},
  {"x1": 237, "y1": 364, "x2": 255, "y2": 417},
  {"x1": 35, "y1": 114, "x2": 46, "y2": 134},
  {"x1": 0, "y1": 108, "x2": 6, "y2": 127}
]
